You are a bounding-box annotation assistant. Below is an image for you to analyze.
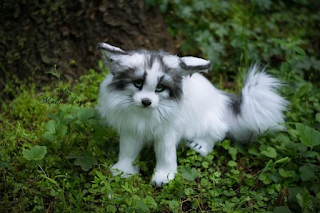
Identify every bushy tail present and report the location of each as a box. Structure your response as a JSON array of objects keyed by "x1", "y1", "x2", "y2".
[{"x1": 226, "y1": 65, "x2": 288, "y2": 142}]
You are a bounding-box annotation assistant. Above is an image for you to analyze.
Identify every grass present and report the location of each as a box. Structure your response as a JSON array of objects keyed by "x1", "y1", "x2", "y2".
[
  {"x1": 1, "y1": 0, "x2": 320, "y2": 212},
  {"x1": 1, "y1": 63, "x2": 319, "y2": 212}
]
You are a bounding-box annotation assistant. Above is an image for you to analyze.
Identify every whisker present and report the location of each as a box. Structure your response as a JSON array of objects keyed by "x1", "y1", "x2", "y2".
[
  {"x1": 159, "y1": 97, "x2": 180, "y2": 105},
  {"x1": 117, "y1": 98, "x2": 132, "y2": 101},
  {"x1": 157, "y1": 107, "x2": 169, "y2": 122},
  {"x1": 124, "y1": 104, "x2": 135, "y2": 112},
  {"x1": 159, "y1": 103, "x2": 174, "y2": 108},
  {"x1": 117, "y1": 101, "x2": 133, "y2": 106},
  {"x1": 158, "y1": 106, "x2": 171, "y2": 119},
  {"x1": 107, "y1": 99, "x2": 134, "y2": 128}
]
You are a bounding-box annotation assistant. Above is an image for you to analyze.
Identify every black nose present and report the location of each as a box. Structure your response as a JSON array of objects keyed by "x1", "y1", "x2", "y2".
[{"x1": 141, "y1": 98, "x2": 152, "y2": 106}]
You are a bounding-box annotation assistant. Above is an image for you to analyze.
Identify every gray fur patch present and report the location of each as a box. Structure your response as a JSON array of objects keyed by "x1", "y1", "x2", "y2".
[
  {"x1": 225, "y1": 93, "x2": 242, "y2": 115},
  {"x1": 108, "y1": 68, "x2": 136, "y2": 90},
  {"x1": 141, "y1": 51, "x2": 183, "y2": 102},
  {"x1": 107, "y1": 50, "x2": 184, "y2": 102}
]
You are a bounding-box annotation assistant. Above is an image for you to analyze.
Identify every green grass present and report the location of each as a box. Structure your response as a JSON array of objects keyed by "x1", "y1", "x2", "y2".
[{"x1": 1, "y1": 0, "x2": 320, "y2": 212}]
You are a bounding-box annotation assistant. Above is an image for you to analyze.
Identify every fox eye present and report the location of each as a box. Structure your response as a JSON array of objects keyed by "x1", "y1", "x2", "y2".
[
  {"x1": 133, "y1": 80, "x2": 143, "y2": 89},
  {"x1": 155, "y1": 84, "x2": 165, "y2": 93}
]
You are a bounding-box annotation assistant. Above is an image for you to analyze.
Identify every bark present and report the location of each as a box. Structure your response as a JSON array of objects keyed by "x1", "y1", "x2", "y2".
[{"x1": 0, "y1": 0, "x2": 177, "y2": 96}]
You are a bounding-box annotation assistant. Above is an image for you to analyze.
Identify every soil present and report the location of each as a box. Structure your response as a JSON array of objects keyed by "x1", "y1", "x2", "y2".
[{"x1": 0, "y1": 0, "x2": 177, "y2": 96}]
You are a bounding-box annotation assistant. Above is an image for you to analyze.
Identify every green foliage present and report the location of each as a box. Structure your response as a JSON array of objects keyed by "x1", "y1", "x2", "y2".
[
  {"x1": 68, "y1": 151, "x2": 98, "y2": 171},
  {"x1": 181, "y1": 166, "x2": 199, "y2": 181},
  {"x1": 9, "y1": 86, "x2": 49, "y2": 124},
  {"x1": 46, "y1": 60, "x2": 76, "y2": 83},
  {"x1": 1, "y1": 0, "x2": 320, "y2": 212},
  {"x1": 1, "y1": 74, "x2": 320, "y2": 212},
  {"x1": 22, "y1": 146, "x2": 47, "y2": 161},
  {"x1": 149, "y1": 0, "x2": 320, "y2": 86},
  {"x1": 295, "y1": 123, "x2": 320, "y2": 147}
]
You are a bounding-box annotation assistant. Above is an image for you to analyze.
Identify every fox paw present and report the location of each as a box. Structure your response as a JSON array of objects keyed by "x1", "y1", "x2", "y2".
[
  {"x1": 110, "y1": 162, "x2": 139, "y2": 178},
  {"x1": 188, "y1": 140, "x2": 213, "y2": 157},
  {"x1": 151, "y1": 170, "x2": 176, "y2": 187}
]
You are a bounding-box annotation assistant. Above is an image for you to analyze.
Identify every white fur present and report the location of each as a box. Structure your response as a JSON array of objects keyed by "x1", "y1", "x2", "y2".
[
  {"x1": 163, "y1": 55, "x2": 211, "y2": 75},
  {"x1": 97, "y1": 44, "x2": 288, "y2": 187},
  {"x1": 98, "y1": 43, "x2": 125, "y2": 53},
  {"x1": 98, "y1": 73, "x2": 229, "y2": 186},
  {"x1": 181, "y1": 56, "x2": 210, "y2": 70},
  {"x1": 162, "y1": 55, "x2": 180, "y2": 68},
  {"x1": 225, "y1": 65, "x2": 288, "y2": 141}
]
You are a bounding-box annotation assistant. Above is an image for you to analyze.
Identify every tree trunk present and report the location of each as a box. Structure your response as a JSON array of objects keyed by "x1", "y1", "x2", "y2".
[{"x1": 0, "y1": 0, "x2": 177, "y2": 97}]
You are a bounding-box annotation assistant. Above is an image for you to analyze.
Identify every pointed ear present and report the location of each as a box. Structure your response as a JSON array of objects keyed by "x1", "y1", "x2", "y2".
[
  {"x1": 179, "y1": 56, "x2": 211, "y2": 75},
  {"x1": 97, "y1": 43, "x2": 127, "y2": 66}
]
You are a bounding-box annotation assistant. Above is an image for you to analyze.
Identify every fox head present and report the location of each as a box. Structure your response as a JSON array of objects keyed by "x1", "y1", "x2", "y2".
[{"x1": 97, "y1": 42, "x2": 210, "y2": 110}]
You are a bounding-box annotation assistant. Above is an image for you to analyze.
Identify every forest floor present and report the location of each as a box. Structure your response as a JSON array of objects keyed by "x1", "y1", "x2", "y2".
[{"x1": 1, "y1": 1, "x2": 320, "y2": 212}]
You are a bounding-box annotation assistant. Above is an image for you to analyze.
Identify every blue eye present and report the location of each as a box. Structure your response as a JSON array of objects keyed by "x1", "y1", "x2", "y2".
[
  {"x1": 156, "y1": 85, "x2": 165, "y2": 92},
  {"x1": 134, "y1": 80, "x2": 143, "y2": 89}
]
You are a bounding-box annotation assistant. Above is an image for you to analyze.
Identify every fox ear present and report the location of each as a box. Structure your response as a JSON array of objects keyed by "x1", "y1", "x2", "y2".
[
  {"x1": 163, "y1": 55, "x2": 211, "y2": 76},
  {"x1": 97, "y1": 43, "x2": 127, "y2": 66},
  {"x1": 179, "y1": 56, "x2": 211, "y2": 75}
]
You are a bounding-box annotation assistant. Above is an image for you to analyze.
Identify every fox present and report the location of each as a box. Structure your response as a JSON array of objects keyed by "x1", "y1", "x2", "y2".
[{"x1": 96, "y1": 43, "x2": 287, "y2": 186}]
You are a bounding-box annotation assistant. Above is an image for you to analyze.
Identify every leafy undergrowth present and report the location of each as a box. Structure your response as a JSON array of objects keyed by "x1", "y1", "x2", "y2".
[
  {"x1": 1, "y1": 1, "x2": 320, "y2": 212},
  {"x1": 1, "y1": 63, "x2": 319, "y2": 212}
]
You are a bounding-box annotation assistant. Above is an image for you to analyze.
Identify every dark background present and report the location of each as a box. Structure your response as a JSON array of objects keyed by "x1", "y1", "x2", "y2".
[{"x1": 0, "y1": 0, "x2": 177, "y2": 93}]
